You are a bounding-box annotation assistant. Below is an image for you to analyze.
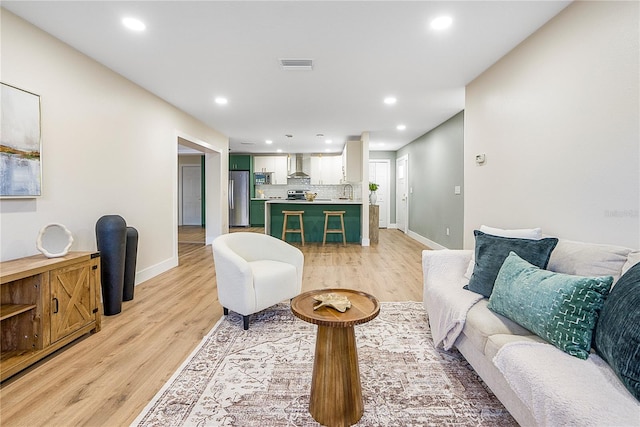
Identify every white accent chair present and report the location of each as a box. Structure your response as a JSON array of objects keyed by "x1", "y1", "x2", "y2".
[{"x1": 212, "y1": 232, "x2": 304, "y2": 330}]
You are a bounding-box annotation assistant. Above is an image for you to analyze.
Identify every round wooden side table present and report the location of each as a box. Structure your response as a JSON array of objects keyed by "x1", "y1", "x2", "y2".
[{"x1": 291, "y1": 288, "x2": 380, "y2": 427}]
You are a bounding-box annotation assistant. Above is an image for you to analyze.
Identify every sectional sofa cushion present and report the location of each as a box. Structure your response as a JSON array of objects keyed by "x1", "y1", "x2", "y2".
[
  {"x1": 594, "y1": 261, "x2": 640, "y2": 400},
  {"x1": 462, "y1": 299, "x2": 533, "y2": 354},
  {"x1": 488, "y1": 252, "x2": 613, "y2": 360},
  {"x1": 466, "y1": 231, "x2": 558, "y2": 297},
  {"x1": 547, "y1": 239, "x2": 632, "y2": 284}
]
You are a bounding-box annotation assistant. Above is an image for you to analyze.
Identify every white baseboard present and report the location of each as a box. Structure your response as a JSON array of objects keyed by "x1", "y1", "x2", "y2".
[
  {"x1": 361, "y1": 237, "x2": 370, "y2": 247},
  {"x1": 134, "y1": 256, "x2": 178, "y2": 286},
  {"x1": 387, "y1": 223, "x2": 398, "y2": 229},
  {"x1": 407, "y1": 230, "x2": 448, "y2": 250}
]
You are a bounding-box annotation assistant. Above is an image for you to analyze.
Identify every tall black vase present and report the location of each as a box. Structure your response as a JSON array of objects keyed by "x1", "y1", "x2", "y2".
[
  {"x1": 96, "y1": 215, "x2": 127, "y2": 315},
  {"x1": 123, "y1": 226, "x2": 139, "y2": 302}
]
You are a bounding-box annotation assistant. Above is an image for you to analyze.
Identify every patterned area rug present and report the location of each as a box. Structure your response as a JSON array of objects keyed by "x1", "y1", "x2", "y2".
[{"x1": 132, "y1": 302, "x2": 516, "y2": 426}]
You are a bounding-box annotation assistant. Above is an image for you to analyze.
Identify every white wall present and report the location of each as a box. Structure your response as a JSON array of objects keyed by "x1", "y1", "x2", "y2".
[
  {"x1": 0, "y1": 10, "x2": 229, "y2": 282},
  {"x1": 464, "y1": 1, "x2": 639, "y2": 249}
]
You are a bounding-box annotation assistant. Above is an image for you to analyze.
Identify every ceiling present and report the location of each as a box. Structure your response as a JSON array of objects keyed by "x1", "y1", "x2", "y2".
[{"x1": 3, "y1": 1, "x2": 571, "y2": 154}]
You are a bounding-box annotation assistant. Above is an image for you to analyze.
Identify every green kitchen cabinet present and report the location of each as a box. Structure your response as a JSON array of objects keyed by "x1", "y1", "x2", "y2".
[
  {"x1": 229, "y1": 154, "x2": 251, "y2": 171},
  {"x1": 250, "y1": 199, "x2": 266, "y2": 226}
]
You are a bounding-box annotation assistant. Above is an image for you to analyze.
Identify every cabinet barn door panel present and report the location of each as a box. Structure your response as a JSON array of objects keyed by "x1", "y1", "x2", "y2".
[{"x1": 50, "y1": 263, "x2": 94, "y2": 343}]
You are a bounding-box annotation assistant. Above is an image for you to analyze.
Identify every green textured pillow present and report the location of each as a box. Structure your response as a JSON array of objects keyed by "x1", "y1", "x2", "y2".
[
  {"x1": 488, "y1": 252, "x2": 613, "y2": 360},
  {"x1": 466, "y1": 230, "x2": 558, "y2": 297},
  {"x1": 595, "y1": 261, "x2": 640, "y2": 401}
]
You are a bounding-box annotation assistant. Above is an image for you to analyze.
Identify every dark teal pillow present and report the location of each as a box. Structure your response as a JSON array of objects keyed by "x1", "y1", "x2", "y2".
[
  {"x1": 466, "y1": 230, "x2": 558, "y2": 297},
  {"x1": 488, "y1": 252, "x2": 613, "y2": 360},
  {"x1": 595, "y1": 261, "x2": 640, "y2": 401}
]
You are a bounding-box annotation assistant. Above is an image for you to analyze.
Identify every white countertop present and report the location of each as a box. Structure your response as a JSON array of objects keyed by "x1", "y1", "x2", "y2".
[{"x1": 265, "y1": 199, "x2": 362, "y2": 205}]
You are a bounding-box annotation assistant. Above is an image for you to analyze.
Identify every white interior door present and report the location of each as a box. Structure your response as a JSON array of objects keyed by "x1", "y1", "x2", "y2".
[
  {"x1": 369, "y1": 160, "x2": 390, "y2": 228},
  {"x1": 182, "y1": 165, "x2": 202, "y2": 225},
  {"x1": 396, "y1": 155, "x2": 408, "y2": 233}
]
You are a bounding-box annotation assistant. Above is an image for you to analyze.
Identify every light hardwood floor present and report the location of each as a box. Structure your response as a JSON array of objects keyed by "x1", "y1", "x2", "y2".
[{"x1": 0, "y1": 228, "x2": 429, "y2": 426}]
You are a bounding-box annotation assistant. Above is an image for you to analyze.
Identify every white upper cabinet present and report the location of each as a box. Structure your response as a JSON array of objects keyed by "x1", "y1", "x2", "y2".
[
  {"x1": 310, "y1": 155, "x2": 343, "y2": 185},
  {"x1": 254, "y1": 155, "x2": 288, "y2": 184},
  {"x1": 272, "y1": 156, "x2": 288, "y2": 184},
  {"x1": 254, "y1": 156, "x2": 275, "y2": 173},
  {"x1": 342, "y1": 140, "x2": 362, "y2": 183}
]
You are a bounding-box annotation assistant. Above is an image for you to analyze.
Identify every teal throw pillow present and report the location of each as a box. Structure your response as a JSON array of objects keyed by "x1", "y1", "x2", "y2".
[
  {"x1": 466, "y1": 230, "x2": 558, "y2": 297},
  {"x1": 488, "y1": 252, "x2": 613, "y2": 360},
  {"x1": 594, "y1": 261, "x2": 640, "y2": 401}
]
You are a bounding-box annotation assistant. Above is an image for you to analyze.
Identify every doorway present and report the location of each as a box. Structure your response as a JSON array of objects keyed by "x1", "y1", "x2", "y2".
[
  {"x1": 396, "y1": 155, "x2": 408, "y2": 233},
  {"x1": 369, "y1": 159, "x2": 390, "y2": 228},
  {"x1": 178, "y1": 153, "x2": 205, "y2": 256},
  {"x1": 182, "y1": 165, "x2": 202, "y2": 226}
]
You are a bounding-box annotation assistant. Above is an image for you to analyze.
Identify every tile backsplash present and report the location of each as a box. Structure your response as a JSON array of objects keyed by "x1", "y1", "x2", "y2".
[{"x1": 256, "y1": 180, "x2": 362, "y2": 200}]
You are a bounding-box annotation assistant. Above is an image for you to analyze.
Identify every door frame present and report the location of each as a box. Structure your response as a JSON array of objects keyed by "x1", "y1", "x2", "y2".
[{"x1": 174, "y1": 132, "x2": 224, "y2": 257}]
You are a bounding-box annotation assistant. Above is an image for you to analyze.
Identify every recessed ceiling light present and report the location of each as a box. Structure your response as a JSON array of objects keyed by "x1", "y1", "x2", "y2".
[
  {"x1": 325, "y1": 139, "x2": 332, "y2": 144},
  {"x1": 214, "y1": 97, "x2": 228, "y2": 105},
  {"x1": 430, "y1": 16, "x2": 453, "y2": 30},
  {"x1": 122, "y1": 17, "x2": 146, "y2": 32},
  {"x1": 265, "y1": 140, "x2": 273, "y2": 144},
  {"x1": 384, "y1": 97, "x2": 397, "y2": 105},
  {"x1": 325, "y1": 148, "x2": 331, "y2": 153},
  {"x1": 397, "y1": 124, "x2": 406, "y2": 131},
  {"x1": 276, "y1": 149, "x2": 283, "y2": 153}
]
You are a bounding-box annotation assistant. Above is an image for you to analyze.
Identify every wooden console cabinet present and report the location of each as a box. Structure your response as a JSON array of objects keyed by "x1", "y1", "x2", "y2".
[{"x1": 1, "y1": 251, "x2": 102, "y2": 381}]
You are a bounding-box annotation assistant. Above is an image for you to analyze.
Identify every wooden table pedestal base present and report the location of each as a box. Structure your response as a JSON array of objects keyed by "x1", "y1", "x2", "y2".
[
  {"x1": 310, "y1": 325, "x2": 363, "y2": 427},
  {"x1": 291, "y1": 289, "x2": 379, "y2": 427}
]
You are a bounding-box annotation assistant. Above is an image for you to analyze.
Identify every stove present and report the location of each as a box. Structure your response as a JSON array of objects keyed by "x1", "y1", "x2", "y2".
[{"x1": 287, "y1": 189, "x2": 307, "y2": 200}]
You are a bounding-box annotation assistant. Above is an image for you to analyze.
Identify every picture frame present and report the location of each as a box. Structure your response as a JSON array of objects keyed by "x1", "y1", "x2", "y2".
[{"x1": 1, "y1": 82, "x2": 42, "y2": 198}]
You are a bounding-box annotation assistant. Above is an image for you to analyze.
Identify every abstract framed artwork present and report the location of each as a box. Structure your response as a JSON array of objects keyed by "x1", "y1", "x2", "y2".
[{"x1": 1, "y1": 83, "x2": 42, "y2": 198}]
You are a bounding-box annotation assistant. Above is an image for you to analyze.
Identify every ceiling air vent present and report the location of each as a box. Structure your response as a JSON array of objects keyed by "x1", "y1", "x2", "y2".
[{"x1": 279, "y1": 58, "x2": 313, "y2": 71}]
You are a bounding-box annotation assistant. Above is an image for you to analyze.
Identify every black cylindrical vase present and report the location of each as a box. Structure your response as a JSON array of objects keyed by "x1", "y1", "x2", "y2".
[
  {"x1": 123, "y1": 226, "x2": 139, "y2": 302},
  {"x1": 96, "y1": 215, "x2": 127, "y2": 315}
]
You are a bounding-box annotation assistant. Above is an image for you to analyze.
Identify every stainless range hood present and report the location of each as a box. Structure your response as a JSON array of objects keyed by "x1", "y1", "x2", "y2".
[{"x1": 288, "y1": 154, "x2": 309, "y2": 178}]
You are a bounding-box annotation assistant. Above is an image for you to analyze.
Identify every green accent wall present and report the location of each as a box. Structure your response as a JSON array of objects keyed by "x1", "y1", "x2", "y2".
[{"x1": 397, "y1": 111, "x2": 464, "y2": 249}]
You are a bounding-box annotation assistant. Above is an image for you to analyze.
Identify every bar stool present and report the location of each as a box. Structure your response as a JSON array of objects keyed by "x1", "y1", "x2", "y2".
[
  {"x1": 323, "y1": 211, "x2": 346, "y2": 246},
  {"x1": 282, "y1": 211, "x2": 305, "y2": 245}
]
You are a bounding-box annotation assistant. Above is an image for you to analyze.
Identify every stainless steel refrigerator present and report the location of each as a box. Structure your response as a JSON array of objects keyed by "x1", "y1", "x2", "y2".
[{"x1": 229, "y1": 170, "x2": 250, "y2": 227}]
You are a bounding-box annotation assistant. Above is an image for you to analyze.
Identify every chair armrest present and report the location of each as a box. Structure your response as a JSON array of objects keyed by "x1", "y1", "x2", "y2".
[{"x1": 212, "y1": 240, "x2": 255, "y2": 311}]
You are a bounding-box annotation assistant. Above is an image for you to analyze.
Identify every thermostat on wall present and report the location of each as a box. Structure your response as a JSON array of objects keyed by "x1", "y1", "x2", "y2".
[{"x1": 475, "y1": 153, "x2": 486, "y2": 165}]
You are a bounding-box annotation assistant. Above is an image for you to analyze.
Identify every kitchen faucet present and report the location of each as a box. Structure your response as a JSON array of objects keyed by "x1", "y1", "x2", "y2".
[{"x1": 343, "y1": 183, "x2": 353, "y2": 200}]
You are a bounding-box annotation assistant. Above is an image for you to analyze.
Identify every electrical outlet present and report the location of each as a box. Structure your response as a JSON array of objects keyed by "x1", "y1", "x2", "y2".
[{"x1": 446, "y1": 227, "x2": 450, "y2": 236}]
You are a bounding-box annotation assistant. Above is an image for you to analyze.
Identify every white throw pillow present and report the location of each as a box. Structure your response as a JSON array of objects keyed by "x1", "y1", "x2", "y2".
[{"x1": 479, "y1": 225, "x2": 542, "y2": 240}]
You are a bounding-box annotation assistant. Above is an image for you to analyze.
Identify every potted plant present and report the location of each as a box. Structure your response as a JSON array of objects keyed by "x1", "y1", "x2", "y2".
[{"x1": 369, "y1": 182, "x2": 379, "y2": 205}]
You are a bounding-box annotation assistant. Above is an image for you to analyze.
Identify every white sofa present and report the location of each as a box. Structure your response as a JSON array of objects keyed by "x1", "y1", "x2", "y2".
[{"x1": 422, "y1": 238, "x2": 640, "y2": 426}]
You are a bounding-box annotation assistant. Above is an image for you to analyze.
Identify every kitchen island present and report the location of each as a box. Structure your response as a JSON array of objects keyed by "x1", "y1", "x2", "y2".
[{"x1": 265, "y1": 200, "x2": 363, "y2": 244}]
